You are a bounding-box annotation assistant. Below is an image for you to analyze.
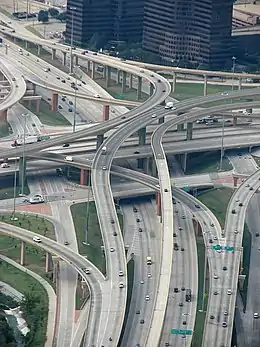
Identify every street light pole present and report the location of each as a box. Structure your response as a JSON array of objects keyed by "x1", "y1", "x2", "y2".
[
  {"x1": 11, "y1": 150, "x2": 18, "y2": 221},
  {"x1": 231, "y1": 56, "x2": 236, "y2": 93},
  {"x1": 201, "y1": 252, "x2": 207, "y2": 311},
  {"x1": 73, "y1": 77, "x2": 77, "y2": 133},
  {"x1": 85, "y1": 173, "x2": 91, "y2": 245},
  {"x1": 21, "y1": 114, "x2": 27, "y2": 195},
  {"x1": 69, "y1": 7, "x2": 76, "y2": 74},
  {"x1": 219, "y1": 113, "x2": 225, "y2": 171}
]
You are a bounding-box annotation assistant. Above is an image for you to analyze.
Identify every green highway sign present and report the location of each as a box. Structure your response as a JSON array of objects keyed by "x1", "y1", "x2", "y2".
[
  {"x1": 171, "y1": 329, "x2": 193, "y2": 335},
  {"x1": 212, "y1": 245, "x2": 222, "y2": 251},
  {"x1": 183, "y1": 185, "x2": 190, "y2": 192},
  {"x1": 212, "y1": 245, "x2": 234, "y2": 252},
  {"x1": 225, "y1": 246, "x2": 234, "y2": 252}
]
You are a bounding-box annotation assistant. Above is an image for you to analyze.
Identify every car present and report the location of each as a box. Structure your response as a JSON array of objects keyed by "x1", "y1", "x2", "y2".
[
  {"x1": 111, "y1": 219, "x2": 115, "y2": 224},
  {"x1": 182, "y1": 321, "x2": 187, "y2": 325},
  {"x1": 94, "y1": 94, "x2": 100, "y2": 98},
  {"x1": 195, "y1": 204, "x2": 200, "y2": 208},
  {"x1": 68, "y1": 108, "x2": 73, "y2": 112},
  {"x1": 224, "y1": 311, "x2": 228, "y2": 316},
  {"x1": 213, "y1": 236, "x2": 217, "y2": 241},
  {"x1": 140, "y1": 319, "x2": 144, "y2": 324},
  {"x1": 136, "y1": 218, "x2": 140, "y2": 222},
  {"x1": 134, "y1": 151, "x2": 140, "y2": 154},
  {"x1": 63, "y1": 143, "x2": 70, "y2": 147},
  {"x1": 11, "y1": 77, "x2": 16, "y2": 81},
  {"x1": 119, "y1": 270, "x2": 124, "y2": 276},
  {"x1": 221, "y1": 92, "x2": 228, "y2": 96},
  {"x1": 178, "y1": 227, "x2": 182, "y2": 231},
  {"x1": 139, "y1": 228, "x2": 142, "y2": 232},
  {"x1": 181, "y1": 247, "x2": 184, "y2": 251},
  {"x1": 69, "y1": 101, "x2": 73, "y2": 105},
  {"x1": 164, "y1": 188, "x2": 168, "y2": 192},
  {"x1": 213, "y1": 273, "x2": 218, "y2": 279},
  {"x1": 84, "y1": 269, "x2": 90, "y2": 274},
  {"x1": 44, "y1": 68, "x2": 50, "y2": 72},
  {"x1": 121, "y1": 116, "x2": 126, "y2": 119},
  {"x1": 223, "y1": 266, "x2": 227, "y2": 271},
  {"x1": 209, "y1": 239, "x2": 213, "y2": 244},
  {"x1": 256, "y1": 232, "x2": 260, "y2": 237},
  {"x1": 32, "y1": 236, "x2": 41, "y2": 243},
  {"x1": 140, "y1": 280, "x2": 144, "y2": 284},
  {"x1": 165, "y1": 343, "x2": 169, "y2": 347},
  {"x1": 246, "y1": 184, "x2": 250, "y2": 187},
  {"x1": 181, "y1": 215, "x2": 185, "y2": 219},
  {"x1": 133, "y1": 207, "x2": 138, "y2": 212},
  {"x1": 102, "y1": 166, "x2": 107, "y2": 170},
  {"x1": 119, "y1": 283, "x2": 124, "y2": 288},
  {"x1": 254, "y1": 313, "x2": 259, "y2": 319},
  {"x1": 110, "y1": 247, "x2": 115, "y2": 252},
  {"x1": 158, "y1": 79, "x2": 161, "y2": 83},
  {"x1": 227, "y1": 289, "x2": 232, "y2": 295},
  {"x1": 67, "y1": 76, "x2": 71, "y2": 80},
  {"x1": 1, "y1": 163, "x2": 9, "y2": 168},
  {"x1": 152, "y1": 114, "x2": 157, "y2": 118},
  {"x1": 173, "y1": 233, "x2": 177, "y2": 237},
  {"x1": 64, "y1": 241, "x2": 69, "y2": 245},
  {"x1": 179, "y1": 302, "x2": 183, "y2": 307},
  {"x1": 210, "y1": 222, "x2": 214, "y2": 227},
  {"x1": 147, "y1": 273, "x2": 152, "y2": 278},
  {"x1": 113, "y1": 232, "x2": 117, "y2": 236},
  {"x1": 210, "y1": 315, "x2": 215, "y2": 320},
  {"x1": 234, "y1": 229, "x2": 238, "y2": 234},
  {"x1": 174, "y1": 287, "x2": 178, "y2": 293},
  {"x1": 61, "y1": 79, "x2": 66, "y2": 83},
  {"x1": 140, "y1": 69, "x2": 144, "y2": 73},
  {"x1": 136, "y1": 310, "x2": 140, "y2": 314},
  {"x1": 93, "y1": 52, "x2": 97, "y2": 55},
  {"x1": 65, "y1": 156, "x2": 73, "y2": 162},
  {"x1": 250, "y1": 187, "x2": 253, "y2": 190},
  {"x1": 222, "y1": 322, "x2": 227, "y2": 328},
  {"x1": 232, "y1": 209, "x2": 236, "y2": 214},
  {"x1": 214, "y1": 291, "x2": 218, "y2": 295},
  {"x1": 145, "y1": 295, "x2": 150, "y2": 301}
]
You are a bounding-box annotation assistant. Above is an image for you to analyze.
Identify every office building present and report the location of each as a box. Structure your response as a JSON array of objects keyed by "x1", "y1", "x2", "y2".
[
  {"x1": 66, "y1": 0, "x2": 144, "y2": 47},
  {"x1": 142, "y1": 0, "x2": 233, "y2": 69}
]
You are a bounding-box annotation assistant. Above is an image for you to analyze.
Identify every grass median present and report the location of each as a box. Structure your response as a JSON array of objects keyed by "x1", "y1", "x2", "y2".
[
  {"x1": 186, "y1": 152, "x2": 232, "y2": 174},
  {"x1": 0, "y1": 213, "x2": 55, "y2": 278},
  {"x1": 71, "y1": 201, "x2": 124, "y2": 275}
]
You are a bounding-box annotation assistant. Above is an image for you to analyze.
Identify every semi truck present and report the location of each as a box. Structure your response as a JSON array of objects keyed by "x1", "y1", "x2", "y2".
[
  {"x1": 11, "y1": 136, "x2": 39, "y2": 147},
  {"x1": 146, "y1": 256, "x2": 152, "y2": 265}
]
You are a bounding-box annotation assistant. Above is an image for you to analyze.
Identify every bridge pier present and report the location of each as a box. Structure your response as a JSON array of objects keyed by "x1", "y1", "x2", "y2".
[
  {"x1": 37, "y1": 44, "x2": 41, "y2": 56},
  {"x1": 45, "y1": 252, "x2": 52, "y2": 273},
  {"x1": 121, "y1": 71, "x2": 127, "y2": 94},
  {"x1": 62, "y1": 51, "x2": 67, "y2": 66},
  {"x1": 149, "y1": 83, "x2": 154, "y2": 97},
  {"x1": 91, "y1": 62, "x2": 95, "y2": 80},
  {"x1": 138, "y1": 127, "x2": 146, "y2": 146},
  {"x1": 117, "y1": 70, "x2": 121, "y2": 84},
  {"x1": 137, "y1": 158, "x2": 145, "y2": 170},
  {"x1": 180, "y1": 153, "x2": 188, "y2": 173},
  {"x1": 203, "y1": 75, "x2": 208, "y2": 96},
  {"x1": 51, "y1": 48, "x2": 56, "y2": 60},
  {"x1": 74, "y1": 55, "x2": 79, "y2": 66},
  {"x1": 80, "y1": 169, "x2": 90, "y2": 186},
  {"x1": 25, "y1": 41, "x2": 29, "y2": 49},
  {"x1": 86, "y1": 60, "x2": 91, "y2": 72},
  {"x1": 158, "y1": 116, "x2": 164, "y2": 124},
  {"x1": 36, "y1": 99, "x2": 40, "y2": 113},
  {"x1": 128, "y1": 74, "x2": 133, "y2": 89},
  {"x1": 0, "y1": 110, "x2": 7, "y2": 124},
  {"x1": 105, "y1": 66, "x2": 111, "y2": 88},
  {"x1": 156, "y1": 191, "x2": 162, "y2": 216},
  {"x1": 96, "y1": 134, "x2": 104, "y2": 149},
  {"x1": 233, "y1": 175, "x2": 239, "y2": 188},
  {"x1": 233, "y1": 116, "x2": 237, "y2": 127},
  {"x1": 52, "y1": 92, "x2": 58, "y2": 112},
  {"x1": 20, "y1": 241, "x2": 25, "y2": 266},
  {"x1": 137, "y1": 76, "x2": 142, "y2": 100},
  {"x1": 238, "y1": 274, "x2": 246, "y2": 291},
  {"x1": 172, "y1": 72, "x2": 176, "y2": 93},
  {"x1": 151, "y1": 158, "x2": 158, "y2": 177},
  {"x1": 186, "y1": 122, "x2": 193, "y2": 140},
  {"x1": 238, "y1": 78, "x2": 242, "y2": 91},
  {"x1": 102, "y1": 105, "x2": 110, "y2": 122},
  {"x1": 177, "y1": 123, "x2": 184, "y2": 131}
]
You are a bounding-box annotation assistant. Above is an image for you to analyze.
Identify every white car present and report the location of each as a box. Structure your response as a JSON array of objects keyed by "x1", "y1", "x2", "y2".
[
  {"x1": 147, "y1": 273, "x2": 152, "y2": 278},
  {"x1": 94, "y1": 94, "x2": 100, "y2": 98},
  {"x1": 65, "y1": 156, "x2": 73, "y2": 162},
  {"x1": 119, "y1": 270, "x2": 124, "y2": 276},
  {"x1": 145, "y1": 295, "x2": 150, "y2": 301},
  {"x1": 152, "y1": 114, "x2": 157, "y2": 118},
  {"x1": 29, "y1": 195, "x2": 44, "y2": 204},
  {"x1": 119, "y1": 282, "x2": 124, "y2": 288},
  {"x1": 32, "y1": 236, "x2": 41, "y2": 243},
  {"x1": 254, "y1": 312, "x2": 259, "y2": 319},
  {"x1": 213, "y1": 273, "x2": 218, "y2": 279},
  {"x1": 1, "y1": 163, "x2": 9, "y2": 168},
  {"x1": 110, "y1": 247, "x2": 115, "y2": 252},
  {"x1": 227, "y1": 289, "x2": 232, "y2": 295}
]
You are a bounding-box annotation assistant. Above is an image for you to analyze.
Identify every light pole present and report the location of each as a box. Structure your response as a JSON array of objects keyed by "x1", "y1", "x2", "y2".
[
  {"x1": 69, "y1": 6, "x2": 76, "y2": 74},
  {"x1": 219, "y1": 112, "x2": 225, "y2": 171},
  {"x1": 73, "y1": 77, "x2": 77, "y2": 133},
  {"x1": 231, "y1": 56, "x2": 236, "y2": 92},
  {"x1": 85, "y1": 173, "x2": 91, "y2": 245},
  {"x1": 21, "y1": 114, "x2": 27, "y2": 196},
  {"x1": 201, "y1": 252, "x2": 207, "y2": 311},
  {"x1": 11, "y1": 149, "x2": 18, "y2": 221}
]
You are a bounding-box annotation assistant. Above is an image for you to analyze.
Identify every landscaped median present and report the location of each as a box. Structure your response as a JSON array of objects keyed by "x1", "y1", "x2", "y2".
[{"x1": 71, "y1": 201, "x2": 124, "y2": 275}]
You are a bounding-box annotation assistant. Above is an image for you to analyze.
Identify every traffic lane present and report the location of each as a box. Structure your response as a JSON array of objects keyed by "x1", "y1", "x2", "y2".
[{"x1": 227, "y1": 150, "x2": 258, "y2": 175}]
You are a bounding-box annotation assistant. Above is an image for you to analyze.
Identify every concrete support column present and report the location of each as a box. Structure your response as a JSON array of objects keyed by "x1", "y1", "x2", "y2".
[
  {"x1": 158, "y1": 116, "x2": 165, "y2": 124},
  {"x1": 137, "y1": 76, "x2": 142, "y2": 100},
  {"x1": 151, "y1": 158, "x2": 158, "y2": 177},
  {"x1": 177, "y1": 123, "x2": 184, "y2": 131},
  {"x1": 45, "y1": 252, "x2": 52, "y2": 273},
  {"x1": 144, "y1": 158, "x2": 150, "y2": 174},
  {"x1": 137, "y1": 158, "x2": 144, "y2": 170},
  {"x1": 105, "y1": 66, "x2": 111, "y2": 88},
  {"x1": 91, "y1": 62, "x2": 95, "y2": 80},
  {"x1": 36, "y1": 99, "x2": 40, "y2": 113},
  {"x1": 149, "y1": 83, "x2": 154, "y2": 97},
  {"x1": 203, "y1": 75, "x2": 208, "y2": 96},
  {"x1": 156, "y1": 191, "x2": 162, "y2": 216},
  {"x1": 238, "y1": 78, "x2": 242, "y2": 91},
  {"x1": 129, "y1": 74, "x2": 133, "y2": 89},
  {"x1": 51, "y1": 49, "x2": 56, "y2": 60},
  {"x1": 62, "y1": 52, "x2": 66, "y2": 66},
  {"x1": 28, "y1": 100, "x2": 32, "y2": 108},
  {"x1": 19, "y1": 157, "x2": 27, "y2": 187},
  {"x1": 186, "y1": 122, "x2": 193, "y2": 140},
  {"x1": 86, "y1": 60, "x2": 91, "y2": 72},
  {"x1": 121, "y1": 71, "x2": 127, "y2": 94},
  {"x1": 52, "y1": 92, "x2": 58, "y2": 112},
  {"x1": 181, "y1": 153, "x2": 188, "y2": 173},
  {"x1": 138, "y1": 127, "x2": 146, "y2": 146},
  {"x1": 172, "y1": 72, "x2": 176, "y2": 93},
  {"x1": 20, "y1": 241, "x2": 25, "y2": 266},
  {"x1": 0, "y1": 109, "x2": 7, "y2": 124},
  {"x1": 37, "y1": 45, "x2": 41, "y2": 56},
  {"x1": 74, "y1": 55, "x2": 79, "y2": 66},
  {"x1": 117, "y1": 70, "x2": 121, "y2": 84},
  {"x1": 102, "y1": 105, "x2": 109, "y2": 122},
  {"x1": 96, "y1": 134, "x2": 104, "y2": 150},
  {"x1": 25, "y1": 41, "x2": 29, "y2": 49},
  {"x1": 80, "y1": 169, "x2": 89, "y2": 186},
  {"x1": 233, "y1": 175, "x2": 239, "y2": 188},
  {"x1": 233, "y1": 116, "x2": 237, "y2": 126}
]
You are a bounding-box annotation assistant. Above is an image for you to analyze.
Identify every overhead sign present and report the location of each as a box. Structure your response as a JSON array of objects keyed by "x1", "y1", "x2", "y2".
[
  {"x1": 171, "y1": 329, "x2": 193, "y2": 335},
  {"x1": 212, "y1": 245, "x2": 234, "y2": 252}
]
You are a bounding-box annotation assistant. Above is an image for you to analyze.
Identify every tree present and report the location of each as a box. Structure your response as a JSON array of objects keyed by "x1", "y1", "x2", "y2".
[
  {"x1": 56, "y1": 12, "x2": 67, "y2": 22},
  {"x1": 0, "y1": 315, "x2": 16, "y2": 347},
  {"x1": 38, "y1": 10, "x2": 49, "y2": 23},
  {"x1": 48, "y1": 8, "x2": 59, "y2": 18}
]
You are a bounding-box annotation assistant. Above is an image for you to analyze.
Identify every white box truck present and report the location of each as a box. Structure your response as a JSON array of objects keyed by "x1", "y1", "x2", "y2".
[{"x1": 101, "y1": 146, "x2": 107, "y2": 154}]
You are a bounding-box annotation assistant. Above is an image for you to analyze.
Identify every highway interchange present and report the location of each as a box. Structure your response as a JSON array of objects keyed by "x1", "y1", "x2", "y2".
[{"x1": 1, "y1": 12, "x2": 260, "y2": 347}]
